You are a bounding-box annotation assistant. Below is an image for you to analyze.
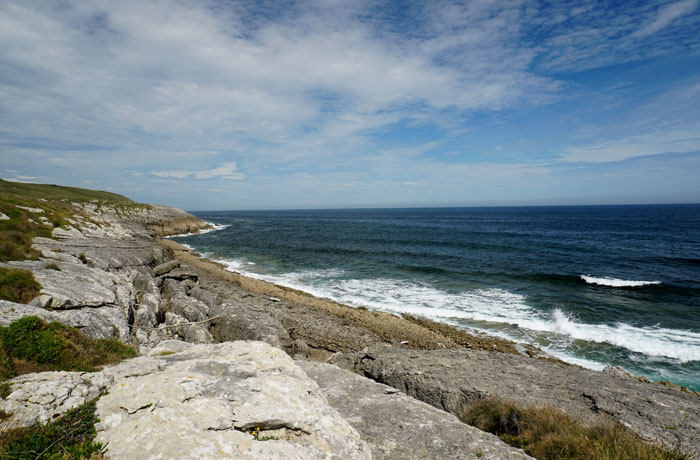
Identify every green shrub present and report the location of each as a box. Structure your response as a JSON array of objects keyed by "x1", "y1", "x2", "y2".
[
  {"x1": 461, "y1": 398, "x2": 689, "y2": 460},
  {"x1": 0, "y1": 316, "x2": 137, "y2": 378},
  {"x1": 0, "y1": 398, "x2": 105, "y2": 459},
  {"x1": 0, "y1": 267, "x2": 41, "y2": 304},
  {"x1": 0, "y1": 348, "x2": 15, "y2": 382},
  {"x1": 0, "y1": 316, "x2": 63, "y2": 365}
]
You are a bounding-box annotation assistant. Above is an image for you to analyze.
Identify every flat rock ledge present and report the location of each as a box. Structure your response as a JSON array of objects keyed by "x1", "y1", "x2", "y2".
[
  {"x1": 332, "y1": 344, "x2": 700, "y2": 459},
  {"x1": 2, "y1": 341, "x2": 371, "y2": 460},
  {"x1": 297, "y1": 360, "x2": 533, "y2": 460}
]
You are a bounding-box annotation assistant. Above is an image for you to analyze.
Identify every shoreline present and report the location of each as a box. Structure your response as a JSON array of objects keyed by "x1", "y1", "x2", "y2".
[
  {"x1": 163, "y1": 230, "x2": 700, "y2": 397},
  {"x1": 159, "y1": 237, "x2": 527, "y2": 355}
]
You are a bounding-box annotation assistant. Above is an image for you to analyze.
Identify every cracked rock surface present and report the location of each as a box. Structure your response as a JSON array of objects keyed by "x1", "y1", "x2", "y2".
[
  {"x1": 334, "y1": 344, "x2": 700, "y2": 458},
  {"x1": 298, "y1": 360, "x2": 533, "y2": 460},
  {"x1": 0, "y1": 356, "x2": 163, "y2": 428},
  {"x1": 95, "y1": 340, "x2": 371, "y2": 460}
]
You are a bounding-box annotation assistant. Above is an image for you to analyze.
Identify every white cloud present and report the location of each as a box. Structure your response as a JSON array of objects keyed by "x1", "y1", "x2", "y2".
[
  {"x1": 632, "y1": 0, "x2": 697, "y2": 37},
  {"x1": 150, "y1": 170, "x2": 192, "y2": 179},
  {"x1": 150, "y1": 162, "x2": 244, "y2": 180},
  {"x1": 2, "y1": 175, "x2": 43, "y2": 183},
  {"x1": 560, "y1": 127, "x2": 700, "y2": 163},
  {"x1": 194, "y1": 162, "x2": 244, "y2": 180}
]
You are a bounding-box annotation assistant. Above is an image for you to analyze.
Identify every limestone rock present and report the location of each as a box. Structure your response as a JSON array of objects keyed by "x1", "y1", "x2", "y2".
[
  {"x1": 0, "y1": 357, "x2": 162, "y2": 428},
  {"x1": 298, "y1": 360, "x2": 534, "y2": 460},
  {"x1": 164, "y1": 312, "x2": 213, "y2": 343},
  {"x1": 161, "y1": 268, "x2": 198, "y2": 282},
  {"x1": 209, "y1": 305, "x2": 292, "y2": 349},
  {"x1": 153, "y1": 260, "x2": 180, "y2": 276},
  {"x1": 2, "y1": 259, "x2": 117, "y2": 308},
  {"x1": 188, "y1": 285, "x2": 219, "y2": 311},
  {"x1": 336, "y1": 344, "x2": 700, "y2": 458},
  {"x1": 32, "y1": 236, "x2": 157, "y2": 271},
  {"x1": 0, "y1": 300, "x2": 128, "y2": 341},
  {"x1": 94, "y1": 341, "x2": 371, "y2": 460},
  {"x1": 602, "y1": 365, "x2": 635, "y2": 380}
]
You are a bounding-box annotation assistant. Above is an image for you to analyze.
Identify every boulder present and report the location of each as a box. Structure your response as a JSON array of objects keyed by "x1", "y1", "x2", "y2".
[
  {"x1": 209, "y1": 305, "x2": 292, "y2": 349},
  {"x1": 165, "y1": 312, "x2": 213, "y2": 344},
  {"x1": 153, "y1": 260, "x2": 180, "y2": 276}
]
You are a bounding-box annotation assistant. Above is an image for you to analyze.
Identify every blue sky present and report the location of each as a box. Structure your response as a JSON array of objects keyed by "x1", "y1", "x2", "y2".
[{"x1": 1, "y1": 0, "x2": 699, "y2": 210}]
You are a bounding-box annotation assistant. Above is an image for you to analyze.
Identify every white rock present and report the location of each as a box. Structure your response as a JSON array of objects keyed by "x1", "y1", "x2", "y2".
[
  {"x1": 16, "y1": 205, "x2": 44, "y2": 213},
  {"x1": 94, "y1": 341, "x2": 371, "y2": 460}
]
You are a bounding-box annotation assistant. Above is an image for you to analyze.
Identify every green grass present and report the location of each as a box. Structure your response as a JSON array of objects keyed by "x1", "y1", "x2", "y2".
[
  {"x1": 0, "y1": 179, "x2": 149, "y2": 262},
  {"x1": 461, "y1": 398, "x2": 689, "y2": 460},
  {"x1": 0, "y1": 398, "x2": 105, "y2": 459},
  {"x1": 0, "y1": 316, "x2": 137, "y2": 379},
  {"x1": 0, "y1": 317, "x2": 136, "y2": 458},
  {"x1": 0, "y1": 268, "x2": 41, "y2": 304},
  {"x1": 0, "y1": 180, "x2": 131, "y2": 204}
]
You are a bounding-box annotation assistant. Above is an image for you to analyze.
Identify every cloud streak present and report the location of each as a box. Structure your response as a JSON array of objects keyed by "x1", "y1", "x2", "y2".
[
  {"x1": 632, "y1": 0, "x2": 698, "y2": 37},
  {"x1": 151, "y1": 162, "x2": 245, "y2": 180}
]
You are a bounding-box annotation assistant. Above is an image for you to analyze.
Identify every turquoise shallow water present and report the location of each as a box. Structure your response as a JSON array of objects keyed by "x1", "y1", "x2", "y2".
[{"x1": 172, "y1": 205, "x2": 700, "y2": 391}]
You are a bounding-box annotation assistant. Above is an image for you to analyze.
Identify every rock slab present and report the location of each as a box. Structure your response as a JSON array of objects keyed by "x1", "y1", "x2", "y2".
[
  {"x1": 298, "y1": 360, "x2": 534, "y2": 460},
  {"x1": 335, "y1": 345, "x2": 700, "y2": 458},
  {"x1": 95, "y1": 341, "x2": 371, "y2": 460}
]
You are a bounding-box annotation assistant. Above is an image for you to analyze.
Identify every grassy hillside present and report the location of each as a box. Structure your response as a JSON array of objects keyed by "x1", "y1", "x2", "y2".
[
  {"x1": 0, "y1": 179, "x2": 132, "y2": 204},
  {"x1": 0, "y1": 179, "x2": 146, "y2": 261}
]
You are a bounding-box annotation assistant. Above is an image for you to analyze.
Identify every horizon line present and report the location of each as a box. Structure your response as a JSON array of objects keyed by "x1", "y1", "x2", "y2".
[{"x1": 184, "y1": 202, "x2": 700, "y2": 213}]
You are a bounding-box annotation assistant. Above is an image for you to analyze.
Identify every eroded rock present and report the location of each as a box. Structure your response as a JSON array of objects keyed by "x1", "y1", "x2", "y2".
[
  {"x1": 95, "y1": 341, "x2": 371, "y2": 460},
  {"x1": 335, "y1": 344, "x2": 700, "y2": 458},
  {"x1": 298, "y1": 360, "x2": 534, "y2": 460}
]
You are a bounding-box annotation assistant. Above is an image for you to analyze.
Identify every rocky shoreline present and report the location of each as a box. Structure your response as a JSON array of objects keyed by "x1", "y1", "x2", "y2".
[{"x1": 0, "y1": 200, "x2": 698, "y2": 459}]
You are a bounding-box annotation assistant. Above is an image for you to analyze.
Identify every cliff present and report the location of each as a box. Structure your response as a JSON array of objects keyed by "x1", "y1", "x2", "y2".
[{"x1": 0, "y1": 181, "x2": 697, "y2": 459}]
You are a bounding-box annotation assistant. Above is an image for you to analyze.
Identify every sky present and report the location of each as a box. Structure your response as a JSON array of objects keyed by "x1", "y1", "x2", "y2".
[{"x1": 1, "y1": 0, "x2": 700, "y2": 210}]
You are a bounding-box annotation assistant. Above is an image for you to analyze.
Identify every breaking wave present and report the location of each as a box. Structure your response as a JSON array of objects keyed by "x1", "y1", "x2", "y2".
[
  {"x1": 580, "y1": 275, "x2": 662, "y2": 287},
  {"x1": 214, "y1": 258, "x2": 700, "y2": 364}
]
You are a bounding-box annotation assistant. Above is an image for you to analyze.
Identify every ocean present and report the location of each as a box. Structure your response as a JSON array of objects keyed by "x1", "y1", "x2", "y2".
[{"x1": 170, "y1": 205, "x2": 700, "y2": 391}]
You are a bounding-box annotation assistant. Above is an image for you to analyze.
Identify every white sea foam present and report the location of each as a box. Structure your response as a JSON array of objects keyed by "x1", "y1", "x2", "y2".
[
  {"x1": 164, "y1": 222, "x2": 230, "y2": 238},
  {"x1": 213, "y1": 256, "x2": 700, "y2": 364},
  {"x1": 581, "y1": 275, "x2": 661, "y2": 287}
]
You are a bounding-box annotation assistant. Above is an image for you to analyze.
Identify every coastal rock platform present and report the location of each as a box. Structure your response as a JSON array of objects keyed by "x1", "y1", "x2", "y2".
[
  {"x1": 298, "y1": 359, "x2": 533, "y2": 460},
  {"x1": 332, "y1": 344, "x2": 700, "y2": 458}
]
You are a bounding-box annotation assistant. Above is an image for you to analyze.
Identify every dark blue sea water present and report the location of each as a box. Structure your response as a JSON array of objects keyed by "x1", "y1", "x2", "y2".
[{"x1": 171, "y1": 205, "x2": 700, "y2": 391}]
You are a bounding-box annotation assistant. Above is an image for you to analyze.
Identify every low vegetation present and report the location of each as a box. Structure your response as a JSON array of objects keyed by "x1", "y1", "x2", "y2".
[
  {"x1": 0, "y1": 399, "x2": 105, "y2": 459},
  {"x1": 461, "y1": 398, "x2": 689, "y2": 460},
  {"x1": 0, "y1": 268, "x2": 41, "y2": 304},
  {"x1": 0, "y1": 316, "x2": 137, "y2": 381},
  {"x1": 0, "y1": 317, "x2": 137, "y2": 458},
  {"x1": 0, "y1": 178, "x2": 147, "y2": 261}
]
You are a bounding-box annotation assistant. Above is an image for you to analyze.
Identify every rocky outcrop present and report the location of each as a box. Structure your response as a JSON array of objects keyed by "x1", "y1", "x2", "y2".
[
  {"x1": 298, "y1": 360, "x2": 533, "y2": 460},
  {"x1": 97, "y1": 341, "x2": 371, "y2": 460},
  {"x1": 0, "y1": 300, "x2": 131, "y2": 342},
  {"x1": 332, "y1": 344, "x2": 700, "y2": 458},
  {"x1": 0, "y1": 341, "x2": 371, "y2": 459}
]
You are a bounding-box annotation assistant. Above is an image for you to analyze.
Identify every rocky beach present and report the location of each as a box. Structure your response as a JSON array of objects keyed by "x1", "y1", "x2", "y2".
[{"x1": 0, "y1": 183, "x2": 698, "y2": 459}]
